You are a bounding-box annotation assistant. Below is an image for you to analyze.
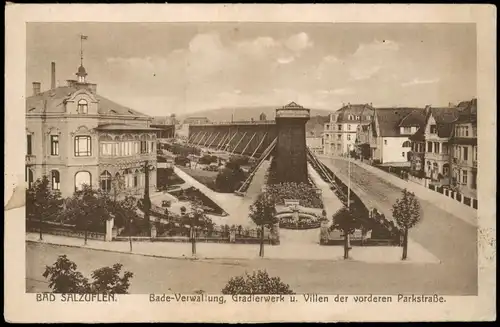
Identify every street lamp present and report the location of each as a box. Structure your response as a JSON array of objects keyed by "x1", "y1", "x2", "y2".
[{"x1": 142, "y1": 160, "x2": 155, "y2": 236}]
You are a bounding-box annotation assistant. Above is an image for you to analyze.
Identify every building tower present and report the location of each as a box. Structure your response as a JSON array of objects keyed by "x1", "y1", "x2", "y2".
[{"x1": 275, "y1": 102, "x2": 311, "y2": 184}]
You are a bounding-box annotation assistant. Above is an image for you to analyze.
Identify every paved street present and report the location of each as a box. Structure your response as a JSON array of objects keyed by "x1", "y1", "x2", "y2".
[
  {"x1": 318, "y1": 157, "x2": 478, "y2": 294},
  {"x1": 27, "y1": 242, "x2": 475, "y2": 295}
]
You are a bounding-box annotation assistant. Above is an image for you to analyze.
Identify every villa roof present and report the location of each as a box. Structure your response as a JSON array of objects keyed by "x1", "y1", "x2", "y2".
[
  {"x1": 95, "y1": 123, "x2": 161, "y2": 131},
  {"x1": 26, "y1": 86, "x2": 149, "y2": 118},
  {"x1": 374, "y1": 107, "x2": 425, "y2": 137}
]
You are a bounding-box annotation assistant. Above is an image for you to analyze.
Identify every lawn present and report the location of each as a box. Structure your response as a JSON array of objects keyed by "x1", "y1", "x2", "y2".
[{"x1": 178, "y1": 167, "x2": 218, "y2": 190}]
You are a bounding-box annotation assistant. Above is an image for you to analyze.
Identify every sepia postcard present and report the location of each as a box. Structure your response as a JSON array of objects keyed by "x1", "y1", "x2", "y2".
[{"x1": 4, "y1": 3, "x2": 496, "y2": 323}]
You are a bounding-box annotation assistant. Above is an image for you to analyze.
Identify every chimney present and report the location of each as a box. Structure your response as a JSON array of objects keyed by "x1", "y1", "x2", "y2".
[
  {"x1": 51, "y1": 62, "x2": 56, "y2": 89},
  {"x1": 32, "y1": 82, "x2": 41, "y2": 96},
  {"x1": 424, "y1": 105, "x2": 432, "y2": 115}
]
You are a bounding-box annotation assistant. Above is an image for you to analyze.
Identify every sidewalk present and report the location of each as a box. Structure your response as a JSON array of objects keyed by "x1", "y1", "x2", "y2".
[
  {"x1": 320, "y1": 156, "x2": 477, "y2": 227},
  {"x1": 307, "y1": 163, "x2": 344, "y2": 219},
  {"x1": 26, "y1": 232, "x2": 440, "y2": 264}
]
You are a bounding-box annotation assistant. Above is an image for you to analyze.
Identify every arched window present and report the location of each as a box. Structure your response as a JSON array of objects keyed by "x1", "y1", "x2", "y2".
[
  {"x1": 123, "y1": 169, "x2": 131, "y2": 188},
  {"x1": 443, "y1": 163, "x2": 450, "y2": 176},
  {"x1": 77, "y1": 99, "x2": 88, "y2": 114},
  {"x1": 75, "y1": 171, "x2": 91, "y2": 191},
  {"x1": 51, "y1": 170, "x2": 60, "y2": 190},
  {"x1": 134, "y1": 169, "x2": 139, "y2": 188},
  {"x1": 402, "y1": 141, "x2": 411, "y2": 148},
  {"x1": 100, "y1": 170, "x2": 112, "y2": 192}
]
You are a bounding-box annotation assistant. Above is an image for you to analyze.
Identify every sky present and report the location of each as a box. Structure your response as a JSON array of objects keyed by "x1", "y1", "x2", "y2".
[{"x1": 26, "y1": 22, "x2": 477, "y2": 116}]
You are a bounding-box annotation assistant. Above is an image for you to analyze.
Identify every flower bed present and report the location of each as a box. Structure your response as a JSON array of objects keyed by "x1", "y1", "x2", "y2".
[
  {"x1": 168, "y1": 187, "x2": 227, "y2": 216},
  {"x1": 278, "y1": 213, "x2": 323, "y2": 230},
  {"x1": 265, "y1": 182, "x2": 323, "y2": 209}
]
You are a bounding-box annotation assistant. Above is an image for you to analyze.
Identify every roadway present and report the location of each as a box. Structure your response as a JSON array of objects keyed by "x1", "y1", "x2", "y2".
[{"x1": 319, "y1": 157, "x2": 478, "y2": 294}]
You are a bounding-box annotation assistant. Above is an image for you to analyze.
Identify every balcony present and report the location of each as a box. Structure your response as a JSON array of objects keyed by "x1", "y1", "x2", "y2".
[
  {"x1": 25, "y1": 155, "x2": 36, "y2": 165},
  {"x1": 452, "y1": 158, "x2": 472, "y2": 167},
  {"x1": 425, "y1": 152, "x2": 449, "y2": 161}
]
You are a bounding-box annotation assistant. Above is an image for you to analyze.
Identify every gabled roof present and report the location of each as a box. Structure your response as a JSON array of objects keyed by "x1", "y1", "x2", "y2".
[
  {"x1": 428, "y1": 107, "x2": 459, "y2": 138},
  {"x1": 26, "y1": 86, "x2": 149, "y2": 118},
  {"x1": 374, "y1": 107, "x2": 425, "y2": 137},
  {"x1": 332, "y1": 104, "x2": 374, "y2": 123},
  {"x1": 455, "y1": 98, "x2": 477, "y2": 123}
]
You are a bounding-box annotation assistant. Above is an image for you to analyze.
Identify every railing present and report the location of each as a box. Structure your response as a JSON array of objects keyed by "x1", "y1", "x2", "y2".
[
  {"x1": 192, "y1": 120, "x2": 276, "y2": 126},
  {"x1": 235, "y1": 137, "x2": 277, "y2": 195},
  {"x1": 425, "y1": 152, "x2": 449, "y2": 161},
  {"x1": 25, "y1": 155, "x2": 36, "y2": 165}
]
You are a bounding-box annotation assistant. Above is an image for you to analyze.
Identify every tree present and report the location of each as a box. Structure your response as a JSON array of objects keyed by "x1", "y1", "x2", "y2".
[
  {"x1": 90, "y1": 264, "x2": 134, "y2": 294},
  {"x1": 181, "y1": 202, "x2": 213, "y2": 256},
  {"x1": 391, "y1": 189, "x2": 422, "y2": 260},
  {"x1": 64, "y1": 184, "x2": 112, "y2": 245},
  {"x1": 111, "y1": 174, "x2": 125, "y2": 201},
  {"x1": 112, "y1": 195, "x2": 140, "y2": 251},
  {"x1": 26, "y1": 175, "x2": 63, "y2": 240},
  {"x1": 221, "y1": 270, "x2": 294, "y2": 295},
  {"x1": 43, "y1": 255, "x2": 133, "y2": 294},
  {"x1": 249, "y1": 192, "x2": 278, "y2": 257},
  {"x1": 330, "y1": 206, "x2": 362, "y2": 259}
]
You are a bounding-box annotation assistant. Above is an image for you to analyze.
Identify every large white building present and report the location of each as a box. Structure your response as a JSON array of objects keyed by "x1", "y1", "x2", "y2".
[
  {"x1": 367, "y1": 108, "x2": 426, "y2": 165},
  {"x1": 323, "y1": 103, "x2": 374, "y2": 156}
]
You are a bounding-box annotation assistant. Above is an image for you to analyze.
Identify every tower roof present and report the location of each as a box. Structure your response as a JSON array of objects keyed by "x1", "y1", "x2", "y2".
[{"x1": 76, "y1": 65, "x2": 88, "y2": 77}]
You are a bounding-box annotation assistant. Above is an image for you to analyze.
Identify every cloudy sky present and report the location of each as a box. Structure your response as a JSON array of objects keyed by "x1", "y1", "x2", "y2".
[{"x1": 27, "y1": 23, "x2": 476, "y2": 115}]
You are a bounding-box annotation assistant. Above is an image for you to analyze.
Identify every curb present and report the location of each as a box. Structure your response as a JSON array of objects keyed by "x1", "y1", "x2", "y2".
[{"x1": 26, "y1": 240, "x2": 439, "y2": 265}]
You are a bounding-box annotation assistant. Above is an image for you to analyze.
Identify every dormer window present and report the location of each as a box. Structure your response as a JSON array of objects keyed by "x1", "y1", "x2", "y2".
[{"x1": 78, "y1": 99, "x2": 88, "y2": 114}]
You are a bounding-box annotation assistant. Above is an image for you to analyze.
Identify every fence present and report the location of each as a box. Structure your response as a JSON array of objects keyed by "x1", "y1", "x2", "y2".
[
  {"x1": 375, "y1": 163, "x2": 478, "y2": 210},
  {"x1": 26, "y1": 220, "x2": 106, "y2": 241},
  {"x1": 115, "y1": 225, "x2": 279, "y2": 245}
]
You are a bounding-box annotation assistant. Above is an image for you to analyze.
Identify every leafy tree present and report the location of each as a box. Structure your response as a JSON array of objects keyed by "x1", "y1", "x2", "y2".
[
  {"x1": 249, "y1": 192, "x2": 278, "y2": 257},
  {"x1": 221, "y1": 270, "x2": 295, "y2": 295},
  {"x1": 330, "y1": 206, "x2": 362, "y2": 259},
  {"x1": 112, "y1": 195, "x2": 140, "y2": 251},
  {"x1": 90, "y1": 264, "x2": 134, "y2": 294},
  {"x1": 64, "y1": 184, "x2": 112, "y2": 245},
  {"x1": 391, "y1": 189, "x2": 422, "y2": 260},
  {"x1": 26, "y1": 175, "x2": 64, "y2": 240},
  {"x1": 181, "y1": 202, "x2": 213, "y2": 256},
  {"x1": 43, "y1": 255, "x2": 133, "y2": 294},
  {"x1": 42, "y1": 255, "x2": 89, "y2": 293}
]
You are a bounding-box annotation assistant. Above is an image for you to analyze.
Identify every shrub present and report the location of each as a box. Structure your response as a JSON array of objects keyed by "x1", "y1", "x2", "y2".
[
  {"x1": 174, "y1": 156, "x2": 190, "y2": 166},
  {"x1": 198, "y1": 155, "x2": 218, "y2": 165},
  {"x1": 221, "y1": 270, "x2": 295, "y2": 295},
  {"x1": 215, "y1": 167, "x2": 246, "y2": 193}
]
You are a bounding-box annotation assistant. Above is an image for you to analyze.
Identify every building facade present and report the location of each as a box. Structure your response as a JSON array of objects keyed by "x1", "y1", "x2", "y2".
[
  {"x1": 306, "y1": 133, "x2": 324, "y2": 155},
  {"x1": 368, "y1": 108, "x2": 426, "y2": 165},
  {"x1": 449, "y1": 99, "x2": 478, "y2": 198},
  {"x1": 408, "y1": 99, "x2": 477, "y2": 199},
  {"x1": 323, "y1": 103, "x2": 374, "y2": 156},
  {"x1": 26, "y1": 62, "x2": 158, "y2": 198}
]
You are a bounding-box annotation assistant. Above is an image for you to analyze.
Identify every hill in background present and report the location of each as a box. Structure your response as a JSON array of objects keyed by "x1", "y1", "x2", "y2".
[{"x1": 177, "y1": 106, "x2": 333, "y2": 137}]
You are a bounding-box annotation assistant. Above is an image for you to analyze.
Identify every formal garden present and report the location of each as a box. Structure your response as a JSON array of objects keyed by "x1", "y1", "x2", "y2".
[
  {"x1": 177, "y1": 154, "x2": 253, "y2": 194},
  {"x1": 264, "y1": 157, "x2": 324, "y2": 209}
]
